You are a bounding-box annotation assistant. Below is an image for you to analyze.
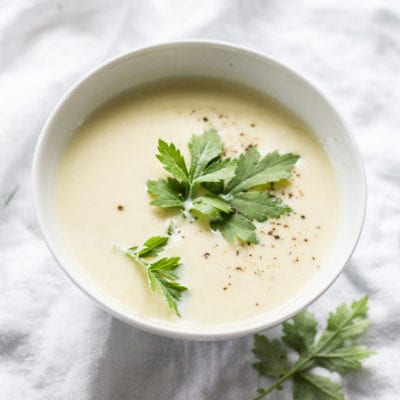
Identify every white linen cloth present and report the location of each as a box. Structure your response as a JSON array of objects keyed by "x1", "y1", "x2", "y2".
[{"x1": 1, "y1": 1, "x2": 400, "y2": 398}]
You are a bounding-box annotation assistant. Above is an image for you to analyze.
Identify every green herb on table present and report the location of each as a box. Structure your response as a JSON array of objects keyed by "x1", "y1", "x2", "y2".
[
  {"x1": 147, "y1": 130, "x2": 299, "y2": 244},
  {"x1": 252, "y1": 296, "x2": 374, "y2": 399},
  {"x1": 123, "y1": 236, "x2": 187, "y2": 317}
]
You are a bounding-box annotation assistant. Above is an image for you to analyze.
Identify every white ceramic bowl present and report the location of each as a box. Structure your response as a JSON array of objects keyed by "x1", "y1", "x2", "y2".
[{"x1": 33, "y1": 41, "x2": 366, "y2": 340}]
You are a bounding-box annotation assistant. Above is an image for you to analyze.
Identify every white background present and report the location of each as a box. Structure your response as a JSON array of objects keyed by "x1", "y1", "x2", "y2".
[{"x1": 1, "y1": 1, "x2": 399, "y2": 399}]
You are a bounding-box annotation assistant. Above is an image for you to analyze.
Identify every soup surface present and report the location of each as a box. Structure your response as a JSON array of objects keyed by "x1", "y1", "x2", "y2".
[{"x1": 54, "y1": 78, "x2": 340, "y2": 327}]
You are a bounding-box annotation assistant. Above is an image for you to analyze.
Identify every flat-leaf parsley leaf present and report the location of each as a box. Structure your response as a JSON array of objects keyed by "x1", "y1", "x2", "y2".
[
  {"x1": 147, "y1": 130, "x2": 299, "y2": 244},
  {"x1": 252, "y1": 296, "x2": 374, "y2": 399},
  {"x1": 123, "y1": 236, "x2": 187, "y2": 317}
]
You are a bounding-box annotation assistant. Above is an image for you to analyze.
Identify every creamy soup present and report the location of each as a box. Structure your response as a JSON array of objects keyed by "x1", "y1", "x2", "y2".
[{"x1": 54, "y1": 78, "x2": 340, "y2": 326}]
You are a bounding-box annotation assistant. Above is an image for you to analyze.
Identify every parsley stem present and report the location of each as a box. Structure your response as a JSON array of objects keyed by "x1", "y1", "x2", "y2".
[
  {"x1": 254, "y1": 355, "x2": 312, "y2": 400},
  {"x1": 126, "y1": 251, "x2": 150, "y2": 271}
]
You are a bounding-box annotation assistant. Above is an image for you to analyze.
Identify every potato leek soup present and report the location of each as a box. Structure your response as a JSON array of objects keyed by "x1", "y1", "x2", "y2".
[{"x1": 54, "y1": 78, "x2": 340, "y2": 326}]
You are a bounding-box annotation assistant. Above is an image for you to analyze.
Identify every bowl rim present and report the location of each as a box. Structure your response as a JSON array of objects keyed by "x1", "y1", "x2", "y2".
[{"x1": 32, "y1": 39, "x2": 367, "y2": 340}]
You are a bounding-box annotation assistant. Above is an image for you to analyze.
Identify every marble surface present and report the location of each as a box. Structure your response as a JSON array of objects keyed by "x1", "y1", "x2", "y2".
[{"x1": 1, "y1": 1, "x2": 400, "y2": 399}]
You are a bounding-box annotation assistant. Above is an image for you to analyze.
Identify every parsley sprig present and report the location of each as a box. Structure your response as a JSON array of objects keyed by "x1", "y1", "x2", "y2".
[
  {"x1": 124, "y1": 236, "x2": 187, "y2": 316},
  {"x1": 147, "y1": 130, "x2": 299, "y2": 243},
  {"x1": 253, "y1": 296, "x2": 374, "y2": 399}
]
